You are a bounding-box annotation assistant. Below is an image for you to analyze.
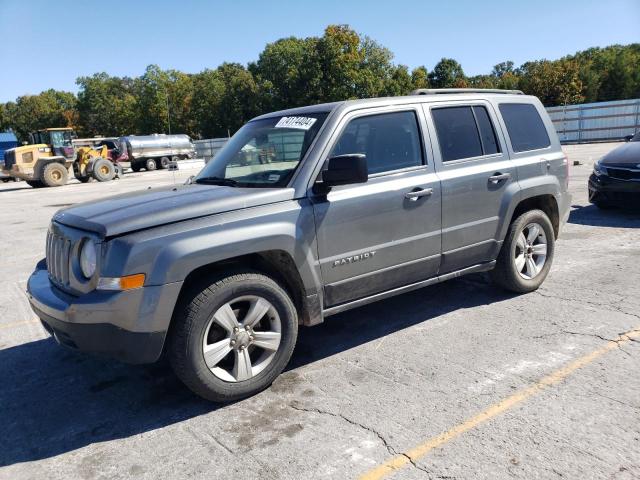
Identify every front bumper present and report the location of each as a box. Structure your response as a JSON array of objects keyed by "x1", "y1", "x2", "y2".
[
  {"x1": 27, "y1": 261, "x2": 183, "y2": 364},
  {"x1": 588, "y1": 173, "x2": 640, "y2": 205}
]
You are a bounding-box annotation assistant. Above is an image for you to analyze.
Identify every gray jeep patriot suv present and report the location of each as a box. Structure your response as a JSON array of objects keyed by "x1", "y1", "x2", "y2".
[{"x1": 28, "y1": 89, "x2": 570, "y2": 402}]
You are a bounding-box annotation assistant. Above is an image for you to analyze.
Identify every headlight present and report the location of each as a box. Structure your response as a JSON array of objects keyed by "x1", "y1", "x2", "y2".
[
  {"x1": 593, "y1": 161, "x2": 606, "y2": 176},
  {"x1": 79, "y1": 240, "x2": 97, "y2": 278}
]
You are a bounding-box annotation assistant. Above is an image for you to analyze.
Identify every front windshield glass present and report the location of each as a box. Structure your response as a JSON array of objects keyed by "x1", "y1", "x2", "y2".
[
  {"x1": 196, "y1": 113, "x2": 328, "y2": 188},
  {"x1": 50, "y1": 131, "x2": 73, "y2": 148}
]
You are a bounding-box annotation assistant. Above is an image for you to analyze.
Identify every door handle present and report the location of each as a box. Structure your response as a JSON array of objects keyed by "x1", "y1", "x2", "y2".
[
  {"x1": 405, "y1": 187, "x2": 434, "y2": 201},
  {"x1": 488, "y1": 172, "x2": 511, "y2": 184}
]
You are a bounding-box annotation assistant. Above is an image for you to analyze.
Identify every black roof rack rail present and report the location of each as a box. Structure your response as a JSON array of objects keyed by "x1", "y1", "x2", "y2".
[{"x1": 410, "y1": 88, "x2": 524, "y2": 95}]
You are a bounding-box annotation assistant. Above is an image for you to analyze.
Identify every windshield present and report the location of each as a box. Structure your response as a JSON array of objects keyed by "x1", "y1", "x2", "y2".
[
  {"x1": 196, "y1": 113, "x2": 328, "y2": 188},
  {"x1": 49, "y1": 131, "x2": 73, "y2": 148}
]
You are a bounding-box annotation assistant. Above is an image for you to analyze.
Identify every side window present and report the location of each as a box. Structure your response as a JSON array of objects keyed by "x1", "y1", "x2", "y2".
[
  {"x1": 432, "y1": 107, "x2": 483, "y2": 161},
  {"x1": 499, "y1": 103, "x2": 551, "y2": 152},
  {"x1": 330, "y1": 111, "x2": 423, "y2": 175},
  {"x1": 473, "y1": 106, "x2": 500, "y2": 155}
]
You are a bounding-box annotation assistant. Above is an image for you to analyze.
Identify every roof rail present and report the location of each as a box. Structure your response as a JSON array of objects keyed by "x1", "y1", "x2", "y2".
[{"x1": 410, "y1": 88, "x2": 524, "y2": 96}]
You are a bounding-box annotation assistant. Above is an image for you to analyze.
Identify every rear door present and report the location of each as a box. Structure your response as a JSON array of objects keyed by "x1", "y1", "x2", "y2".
[
  {"x1": 312, "y1": 107, "x2": 442, "y2": 307},
  {"x1": 425, "y1": 101, "x2": 518, "y2": 273}
]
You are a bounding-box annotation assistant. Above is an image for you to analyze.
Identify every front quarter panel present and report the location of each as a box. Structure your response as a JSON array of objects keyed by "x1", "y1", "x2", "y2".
[{"x1": 102, "y1": 199, "x2": 322, "y2": 296}]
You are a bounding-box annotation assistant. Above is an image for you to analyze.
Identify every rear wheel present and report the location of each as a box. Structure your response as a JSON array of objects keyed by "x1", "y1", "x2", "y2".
[
  {"x1": 168, "y1": 271, "x2": 298, "y2": 402},
  {"x1": 41, "y1": 162, "x2": 68, "y2": 187},
  {"x1": 92, "y1": 158, "x2": 115, "y2": 182},
  {"x1": 146, "y1": 158, "x2": 157, "y2": 171},
  {"x1": 490, "y1": 209, "x2": 555, "y2": 293},
  {"x1": 160, "y1": 156, "x2": 171, "y2": 169}
]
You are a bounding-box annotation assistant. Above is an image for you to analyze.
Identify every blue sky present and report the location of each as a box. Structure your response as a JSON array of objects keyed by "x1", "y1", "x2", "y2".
[{"x1": 1, "y1": 0, "x2": 638, "y2": 102}]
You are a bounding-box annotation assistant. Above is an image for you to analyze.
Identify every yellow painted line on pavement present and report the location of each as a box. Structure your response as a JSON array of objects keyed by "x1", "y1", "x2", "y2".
[
  {"x1": 0, "y1": 319, "x2": 39, "y2": 330},
  {"x1": 359, "y1": 326, "x2": 640, "y2": 480}
]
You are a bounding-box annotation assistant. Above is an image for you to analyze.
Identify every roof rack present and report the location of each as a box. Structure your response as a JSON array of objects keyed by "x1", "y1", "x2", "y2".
[{"x1": 410, "y1": 88, "x2": 524, "y2": 96}]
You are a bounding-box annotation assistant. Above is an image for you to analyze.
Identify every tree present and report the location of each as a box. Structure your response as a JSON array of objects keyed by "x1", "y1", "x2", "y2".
[
  {"x1": 410, "y1": 66, "x2": 430, "y2": 90},
  {"x1": 491, "y1": 61, "x2": 515, "y2": 78},
  {"x1": 76, "y1": 73, "x2": 137, "y2": 137},
  {"x1": 428, "y1": 58, "x2": 466, "y2": 88},
  {"x1": 518, "y1": 60, "x2": 584, "y2": 106},
  {"x1": 2, "y1": 90, "x2": 77, "y2": 142},
  {"x1": 250, "y1": 36, "x2": 322, "y2": 110}
]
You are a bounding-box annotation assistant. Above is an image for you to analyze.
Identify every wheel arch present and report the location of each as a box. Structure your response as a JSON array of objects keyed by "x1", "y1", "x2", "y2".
[
  {"x1": 171, "y1": 250, "x2": 313, "y2": 329},
  {"x1": 508, "y1": 194, "x2": 560, "y2": 239}
]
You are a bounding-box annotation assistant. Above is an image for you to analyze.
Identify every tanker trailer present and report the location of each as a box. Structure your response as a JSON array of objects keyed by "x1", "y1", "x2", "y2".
[{"x1": 122, "y1": 134, "x2": 196, "y2": 172}]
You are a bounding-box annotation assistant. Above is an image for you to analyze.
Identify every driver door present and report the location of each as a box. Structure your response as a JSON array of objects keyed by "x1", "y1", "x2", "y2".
[{"x1": 312, "y1": 107, "x2": 442, "y2": 307}]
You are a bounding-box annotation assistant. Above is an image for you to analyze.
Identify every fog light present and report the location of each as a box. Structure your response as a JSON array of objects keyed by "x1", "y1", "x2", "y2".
[{"x1": 97, "y1": 273, "x2": 145, "y2": 291}]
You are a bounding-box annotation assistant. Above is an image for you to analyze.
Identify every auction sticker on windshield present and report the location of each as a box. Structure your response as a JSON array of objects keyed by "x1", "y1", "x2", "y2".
[{"x1": 274, "y1": 116, "x2": 317, "y2": 130}]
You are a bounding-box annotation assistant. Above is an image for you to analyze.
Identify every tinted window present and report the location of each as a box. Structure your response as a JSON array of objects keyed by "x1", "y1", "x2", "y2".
[
  {"x1": 473, "y1": 106, "x2": 500, "y2": 155},
  {"x1": 331, "y1": 111, "x2": 423, "y2": 174},
  {"x1": 432, "y1": 107, "x2": 483, "y2": 161},
  {"x1": 499, "y1": 103, "x2": 550, "y2": 152}
]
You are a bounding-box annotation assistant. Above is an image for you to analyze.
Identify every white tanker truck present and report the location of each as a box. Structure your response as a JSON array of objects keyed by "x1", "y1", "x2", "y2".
[{"x1": 120, "y1": 134, "x2": 196, "y2": 172}]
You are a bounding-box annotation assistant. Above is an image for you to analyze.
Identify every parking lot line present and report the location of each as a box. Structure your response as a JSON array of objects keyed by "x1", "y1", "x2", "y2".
[{"x1": 359, "y1": 326, "x2": 640, "y2": 480}]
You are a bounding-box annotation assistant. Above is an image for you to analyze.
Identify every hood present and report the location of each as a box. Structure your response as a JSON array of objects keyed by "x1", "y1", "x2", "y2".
[
  {"x1": 600, "y1": 141, "x2": 640, "y2": 166},
  {"x1": 53, "y1": 184, "x2": 296, "y2": 237}
]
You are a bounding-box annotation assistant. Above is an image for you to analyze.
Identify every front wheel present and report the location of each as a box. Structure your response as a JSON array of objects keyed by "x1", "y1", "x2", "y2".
[
  {"x1": 92, "y1": 158, "x2": 115, "y2": 182},
  {"x1": 490, "y1": 209, "x2": 555, "y2": 293},
  {"x1": 168, "y1": 271, "x2": 298, "y2": 402}
]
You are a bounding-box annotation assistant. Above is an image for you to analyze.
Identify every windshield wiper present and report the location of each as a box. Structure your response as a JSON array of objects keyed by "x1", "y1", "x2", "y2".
[{"x1": 195, "y1": 176, "x2": 239, "y2": 187}]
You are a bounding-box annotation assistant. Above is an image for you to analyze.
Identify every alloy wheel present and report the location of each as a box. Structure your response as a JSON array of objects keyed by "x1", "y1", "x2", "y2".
[
  {"x1": 514, "y1": 222, "x2": 547, "y2": 279},
  {"x1": 202, "y1": 295, "x2": 282, "y2": 382}
]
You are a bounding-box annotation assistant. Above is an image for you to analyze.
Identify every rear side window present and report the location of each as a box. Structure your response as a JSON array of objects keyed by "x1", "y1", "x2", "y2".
[
  {"x1": 499, "y1": 103, "x2": 550, "y2": 152},
  {"x1": 432, "y1": 106, "x2": 500, "y2": 162},
  {"x1": 331, "y1": 111, "x2": 423, "y2": 175}
]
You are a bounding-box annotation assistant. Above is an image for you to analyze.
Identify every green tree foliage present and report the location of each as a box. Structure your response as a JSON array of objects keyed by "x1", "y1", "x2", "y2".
[
  {"x1": 428, "y1": 58, "x2": 466, "y2": 88},
  {"x1": 2, "y1": 89, "x2": 76, "y2": 142},
  {"x1": 76, "y1": 73, "x2": 137, "y2": 137},
  {"x1": 410, "y1": 66, "x2": 430, "y2": 90},
  {"x1": 518, "y1": 60, "x2": 584, "y2": 106},
  {"x1": 1, "y1": 28, "x2": 638, "y2": 140}
]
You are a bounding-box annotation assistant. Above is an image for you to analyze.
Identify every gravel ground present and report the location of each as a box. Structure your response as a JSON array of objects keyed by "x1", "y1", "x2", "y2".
[{"x1": 0, "y1": 144, "x2": 638, "y2": 480}]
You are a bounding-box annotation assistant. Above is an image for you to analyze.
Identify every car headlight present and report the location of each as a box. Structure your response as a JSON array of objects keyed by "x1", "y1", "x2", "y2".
[
  {"x1": 593, "y1": 161, "x2": 606, "y2": 176},
  {"x1": 79, "y1": 239, "x2": 97, "y2": 278}
]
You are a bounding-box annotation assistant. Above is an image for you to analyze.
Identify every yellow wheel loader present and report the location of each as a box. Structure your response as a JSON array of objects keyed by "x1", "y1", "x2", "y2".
[
  {"x1": 73, "y1": 145, "x2": 116, "y2": 183},
  {"x1": 1, "y1": 128, "x2": 116, "y2": 188},
  {"x1": 2, "y1": 128, "x2": 75, "y2": 187}
]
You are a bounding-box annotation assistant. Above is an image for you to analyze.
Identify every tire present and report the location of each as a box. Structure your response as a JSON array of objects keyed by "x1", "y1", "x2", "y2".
[
  {"x1": 41, "y1": 162, "x2": 68, "y2": 187},
  {"x1": 92, "y1": 158, "x2": 115, "y2": 182},
  {"x1": 75, "y1": 173, "x2": 91, "y2": 183},
  {"x1": 160, "y1": 156, "x2": 171, "y2": 169},
  {"x1": 490, "y1": 209, "x2": 555, "y2": 293},
  {"x1": 171, "y1": 156, "x2": 180, "y2": 164},
  {"x1": 168, "y1": 271, "x2": 298, "y2": 402},
  {"x1": 131, "y1": 163, "x2": 142, "y2": 173},
  {"x1": 26, "y1": 180, "x2": 44, "y2": 188},
  {"x1": 114, "y1": 164, "x2": 124, "y2": 179},
  {"x1": 146, "y1": 158, "x2": 157, "y2": 171}
]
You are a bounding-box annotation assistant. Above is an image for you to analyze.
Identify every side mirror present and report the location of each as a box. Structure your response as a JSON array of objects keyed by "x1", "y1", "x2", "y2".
[{"x1": 321, "y1": 154, "x2": 368, "y2": 187}]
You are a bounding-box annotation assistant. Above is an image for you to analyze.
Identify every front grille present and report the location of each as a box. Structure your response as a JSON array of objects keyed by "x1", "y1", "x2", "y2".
[
  {"x1": 46, "y1": 230, "x2": 73, "y2": 287},
  {"x1": 607, "y1": 167, "x2": 640, "y2": 181}
]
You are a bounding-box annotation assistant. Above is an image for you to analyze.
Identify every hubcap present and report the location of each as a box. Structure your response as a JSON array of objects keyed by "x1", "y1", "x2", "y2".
[
  {"x1": 202, "y1": 295, "x2": 281, "y2": 382},
  {"x1": 514, "y1": 222, "x2": 547, "y2": 280}
]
